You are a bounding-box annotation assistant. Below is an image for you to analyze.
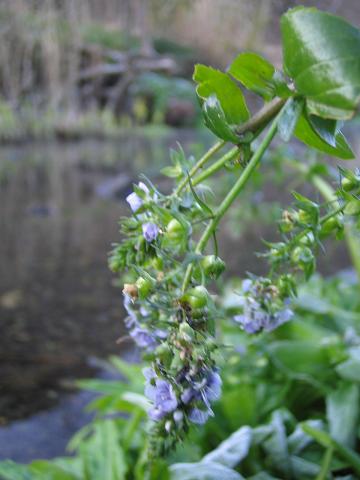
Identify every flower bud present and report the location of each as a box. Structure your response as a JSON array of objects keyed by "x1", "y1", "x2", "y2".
[
  {"x1": 181, "y1": 286, "x2": 209, "y2": 309},
  {"x1": 135, "y1": 276, "x2": 153, "y2": 300},
  {"x1": 341, "y1": 176, "x2": 359, "y2": 192},
  {"x1": 200, "y1": 255, "x2": 226, "y2": 279},
  {"x1": 319, "y1": 216, "x2": 341, "y2": 237}
]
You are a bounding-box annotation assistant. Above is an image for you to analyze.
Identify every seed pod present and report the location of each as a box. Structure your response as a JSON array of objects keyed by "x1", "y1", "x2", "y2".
[
  {"x1": 181, "y1": 286, "x2": 209, "y2": 309},
  {"x1": 166, "y1": 218, "x2": 186, "y2": 243},
  {"x1": 200, "y1": 255, "x2": 226, "y2": 279}
]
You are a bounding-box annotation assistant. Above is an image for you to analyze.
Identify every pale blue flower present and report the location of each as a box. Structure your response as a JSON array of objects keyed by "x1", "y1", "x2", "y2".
[
  {"x1": 126, "y1": 182, "x2": 149, "y2": 212},
  {"x1": 142, "y1": 222, "x2": 159, "y2": 242},
  {"x1": 144, "y1": 370, "x2": 178, "y2": 422}
]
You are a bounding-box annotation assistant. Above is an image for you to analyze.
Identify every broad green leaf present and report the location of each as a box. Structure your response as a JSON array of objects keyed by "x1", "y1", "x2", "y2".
[
  {"x1": 326, "y1": 382, "x2": 359, "y2": 447},
  {"x1": 263, "y1": 411, "x2": 291, "y2": 478},
  {"x1": 268, "y1": 340, "x2": 331, "y2": 378},
  {"x1": 294, "y1": 113, "x2": 354, "y2": 159},
  {"x1": 193, "y1": 64, "x2": 249, "y2": 125},
  {"x1": 278, "y1": 97, "x2": 304, "y2": 142},
  {"x1": 170, "y1": 461, "x2": 244, "y2": 480},
  {"x1": 0, "y1": 461, "x2": 34, "y2": 480},
  {"x1": 29, "y1": 461, "x2": 79, "y2": 480},
  {"x1": 281, "y1": 7, "x2": 360, "y2": 120},
  {"x1": 202, "y1": 95, "x2": 240, "y2": 143},
  {"x1": 301, "y1": 423, "x2": 360, "y2": 475},
  {"x1": 309, "y1": 116, "x2": 338, "y2": 147},
  {"x1": 80, "y1": 421, "x2": 127, "y2": 480},
  {"x1": 287, "y1": 420, "x2": 323, "y2": 454},
  {"x1": 336, "y1": 347, "x2": 360, "y2": 382},
  {"x1": 202, "y1": 426, "x2": 252, "y2": 467},
  {"x1": 228, "y1": 52, "x2": 275, "y2": 100}
]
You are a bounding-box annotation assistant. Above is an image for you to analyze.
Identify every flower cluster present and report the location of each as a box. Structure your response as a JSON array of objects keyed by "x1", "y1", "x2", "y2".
[
  {"x1": 234, "y1": 277, "x2": 294, "y2": 334},
  {"x1": 110, "y1": 177, "x2": 224, "y2": 453}
]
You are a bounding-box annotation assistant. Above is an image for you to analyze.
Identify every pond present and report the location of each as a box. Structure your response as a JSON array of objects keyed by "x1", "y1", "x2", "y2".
[
  {"x1": 0, "y1": 125, "x2": 358, "y2": 461},
  {"x1": 0, "y1": 130, "x2": 214, "y2": 423}
]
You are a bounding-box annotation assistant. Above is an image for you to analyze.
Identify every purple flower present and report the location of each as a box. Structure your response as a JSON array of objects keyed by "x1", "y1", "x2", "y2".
[
  {"x1": 181, "y1": 369, "x2": 222, "y2": 424},
  {"x1": 130, "y1": 326, "x2": 157, "y2": 349},
  {"x1": 188, "y1": 408, "x2": 210, "y2": 425},
  {"x1": 144, "y1": 371, "x2": 178, "y2": 422},
  {"x1": 126, "y1": 182, "x2": 149, "y2": 212},
  {"x1": 142, "y1": 222, "x2": 159, "y2": 242}
]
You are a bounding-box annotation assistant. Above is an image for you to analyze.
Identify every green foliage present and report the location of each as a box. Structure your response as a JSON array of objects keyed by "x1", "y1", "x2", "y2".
[
  {"x1": 2, "y1": 6, "x2": 360, "y2": 480},
  {"x1": 281, "y1": 7, "x2": 360, "y2": 120},
  {"x1": 228, "y1": 53, "x2": 276, "y2": 101}
]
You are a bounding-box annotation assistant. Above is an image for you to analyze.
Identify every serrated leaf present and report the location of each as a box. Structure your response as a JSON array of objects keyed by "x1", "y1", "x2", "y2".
[
  {"x1": 193, "y1": 64, "x2": 249, "y2": 125},
  {"x1": 327, "y1": 382, "x2": 359, "y2": 447},
  {"x1": 281, "y1": 7, "x2": 360, "y2": 120},
  {"x1": 294, "y1": 113, "x2": 354, "y2": 159},
  {"x1": 228, "y1": 52, "x2": 275, "y2": 100}
]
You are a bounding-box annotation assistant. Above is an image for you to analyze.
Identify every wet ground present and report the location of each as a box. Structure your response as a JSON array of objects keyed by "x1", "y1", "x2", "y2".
[{"x1": 0, "y1": 125, "x2": 358, "y2": 461}]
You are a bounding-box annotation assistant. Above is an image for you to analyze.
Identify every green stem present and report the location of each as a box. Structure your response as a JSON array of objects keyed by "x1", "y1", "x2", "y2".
[
  {"x1": 192, "y1": 146, "x2": 239, "y2": 186},
  {"x1": 182, "y1": 102, "x2": 288, "y2": 292},
  {"x1": 316, "y1": 446, "x2": 334, "y2": 480},
  {"x1": 287, "y1": 159, "x2": 360, "y2": 284},
  {"x1": 174, "y1": 140, "x2": 225, "y2": 195}
]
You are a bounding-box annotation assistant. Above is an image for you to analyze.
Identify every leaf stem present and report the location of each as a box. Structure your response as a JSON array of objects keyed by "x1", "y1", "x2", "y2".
[
  {"x1": 192, "y1": 146, "x2": 239, "y2": 186},
  {"x1": 182, "y1": 101, "x2": 289, "y2": 292},
  {"x1": 174, "y1": 140, "x2": 225, "y2": 195}
]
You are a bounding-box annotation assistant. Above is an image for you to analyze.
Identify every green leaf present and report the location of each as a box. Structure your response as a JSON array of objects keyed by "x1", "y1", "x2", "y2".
[
  {"x1": 170, "y1": 462, "x2": 244, "y2": 480},
  {"x1": 301, "y1": 423, "x2": 360, "y2": 475},
  {"x1": 326, "y1": 382, "x2": 359, "y2": 447},
  {"x1": 281, "y1": 7, "x2": 360, "y2": 120},
  {"x1": 193, "y1": 64, "x2": 249, "y2": 125},
  {"x1": 228, "y1": 52, "x2": 275, "y2": 100},
  {"x1": 161, "y1": 165, "x2": 182, "y2": 178},
  {"x1": 29, "y1": 461, "x2": 79, "y2": 480},
  {"x1": 344, "y1": 199, "x2": 360, "y2": 216},
  {"x1": 278, "y1": 97, "x2": 304, "y2": 142},
  {"x1": 308, "y1": 116, "x2": 338, "y2": 147},
  {"x1": 202, "y1": 426, "x2": 252, "y2": 467},
  {"x1": 263, "y1": 411, "x2": 291, "y2": 478},
  {"x1": 202, "y1": 95, "x2": 240, "y2": 143},
  {"x1": 80, "y1": 420, "x2": 127, "y2": 480},
  {"x1": 294, "y1": 113, "x2": 354, "y2": 159},
  {"x1": 0, "y1": 461, "x2": 34, "y2": 480},
  {"x1": 336, "y1": 347, "x2": 360, "y2": 382}
]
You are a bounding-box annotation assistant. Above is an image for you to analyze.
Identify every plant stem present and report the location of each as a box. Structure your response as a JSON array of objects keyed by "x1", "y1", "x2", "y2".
[
  {"x1": 174, "y1": 140, "x2": 225, "y2": 195},
  {"x1": 287, "y1": 159, "x2": 360, "y2": 284},
  {"x1": 182, "y1": 102, "x2": 288, "y2": 292},
  {"x1": 192, "y1": 146, "x2": 239, "y2": 186},
  {"x1": 316, "y1": 446, "x2": 334, "y2": 480},
  {"x1": 235, "y1": 97, "x2": 286, "y2": 136}
]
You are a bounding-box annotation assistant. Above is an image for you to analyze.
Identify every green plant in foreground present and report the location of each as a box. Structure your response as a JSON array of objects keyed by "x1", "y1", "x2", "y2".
[
  {"x1": 1, "y1": 6, "x2": 360, "y2": 480},
  {"x1": 107, "y1": 4, "x2": 360, "y2": 465}
]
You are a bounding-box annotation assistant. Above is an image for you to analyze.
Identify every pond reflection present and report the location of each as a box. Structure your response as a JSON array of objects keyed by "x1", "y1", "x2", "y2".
[{"x1": 0, "y1": 131, "x2": 210, "y2": 422}]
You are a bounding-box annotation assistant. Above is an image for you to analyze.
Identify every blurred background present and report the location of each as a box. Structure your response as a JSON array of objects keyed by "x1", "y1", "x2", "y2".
[{"x1": 0, "y1": 0, "x2": 359, "y2": 462}]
